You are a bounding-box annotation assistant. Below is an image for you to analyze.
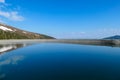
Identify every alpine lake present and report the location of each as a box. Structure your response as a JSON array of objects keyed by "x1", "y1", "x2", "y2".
[{"x1": 0, "y1": 40, "x2": 120, "y2": 80}]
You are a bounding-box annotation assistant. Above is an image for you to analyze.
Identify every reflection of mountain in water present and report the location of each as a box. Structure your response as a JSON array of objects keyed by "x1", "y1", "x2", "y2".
[
  {"x1": 0, "y1": 43, "x2": 33, "y2": 79},
  {"x1": 51, "y1": 39, "x2": 120, "y2": 47},
  {"x1": 0, "y1": 43, "x2": 33, "y2": 55}
]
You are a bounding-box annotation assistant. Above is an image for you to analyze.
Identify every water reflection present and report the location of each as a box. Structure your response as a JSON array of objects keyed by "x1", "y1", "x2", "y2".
[
  {"x1": 52, "y1": 41, "x2": 120, "y2": 47},
  {"x1": 0, "y1": 43, "x2": 33, "y2": 55},
  {"x1": 0, "y1": 42, "x2": 120, "y2": 80},
  {"x1": 0, "y1": 43, "x2": 34, "y2": 79},
  {"x1": 0, "y1": 55, "x2": 24, "y2": 79},
  {"x1": 0, "y1": 56, "x2": 24, "y2": 66},
  {"x1": 63, "y1": 42, "x2": 120, "y2": 47}
]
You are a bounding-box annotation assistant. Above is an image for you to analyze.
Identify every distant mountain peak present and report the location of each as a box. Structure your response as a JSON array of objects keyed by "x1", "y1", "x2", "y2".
[
  {"x1": 0, "y1": 23, "x2": 55, "y2": 39},
  {"x1": 104, "y1": 35, "x2": 120, "y2": 39}
]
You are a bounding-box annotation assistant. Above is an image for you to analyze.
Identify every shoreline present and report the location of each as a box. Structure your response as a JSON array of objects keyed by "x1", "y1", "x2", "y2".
[{"x1": 0, "y1": 39, "x2": 120, "y2": 46}]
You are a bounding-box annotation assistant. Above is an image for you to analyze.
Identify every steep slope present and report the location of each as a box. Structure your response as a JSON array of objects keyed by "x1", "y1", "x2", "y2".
[
  {"x1": 0, "y1": 23, "x2": 54, "y2": 39},
  {"x1": 103, "y1": 35, "x2": 120, "y2": 39}
]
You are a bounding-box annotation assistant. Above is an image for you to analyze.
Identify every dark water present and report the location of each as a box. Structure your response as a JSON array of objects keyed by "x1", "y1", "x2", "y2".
[{"x1": 1, "y1": 43, "x2": 120, "y2": 80}]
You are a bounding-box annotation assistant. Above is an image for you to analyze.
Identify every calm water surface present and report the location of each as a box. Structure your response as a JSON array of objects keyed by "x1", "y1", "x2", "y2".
[{"x1": 0, "y1": 43, "x2": 120, "y2": 80}]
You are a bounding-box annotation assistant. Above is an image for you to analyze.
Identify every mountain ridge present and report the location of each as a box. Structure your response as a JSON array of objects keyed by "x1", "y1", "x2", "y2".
[
  {"x1": 0, "y1": 23, "x2": 55, "y2": 39},
  {"x1": 103, "y1": 35, "x2": 120, "y2": 39}
]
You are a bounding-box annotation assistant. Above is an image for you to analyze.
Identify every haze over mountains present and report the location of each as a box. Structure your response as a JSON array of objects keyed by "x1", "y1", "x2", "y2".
[{"x1": 0, "y1": 23, "x2": 54, "y2": 39}]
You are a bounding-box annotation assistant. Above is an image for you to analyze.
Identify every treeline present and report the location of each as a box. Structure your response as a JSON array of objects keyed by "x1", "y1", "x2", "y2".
[
  {"x1": 0, "y1": 30, "x2": 54, "y2": 39},
  {"x1": 0, "y1": 30, "x2": 28, "y2": 39}
]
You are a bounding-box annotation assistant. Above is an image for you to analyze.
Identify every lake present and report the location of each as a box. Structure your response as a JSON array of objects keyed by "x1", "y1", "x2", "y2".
[{"x1": 0, "y1": 42, "x2": 120, "y2": 80}]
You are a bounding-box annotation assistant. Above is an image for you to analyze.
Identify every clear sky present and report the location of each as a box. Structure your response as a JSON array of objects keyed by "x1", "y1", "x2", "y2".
[{"x1": 0, "y1": 0, "x2": 120, "y2": 39}]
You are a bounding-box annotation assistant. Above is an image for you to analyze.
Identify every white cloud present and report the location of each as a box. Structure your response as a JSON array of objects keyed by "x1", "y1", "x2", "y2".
[
  {"x1": 0, "y1": 11, "x2": 24, "y2": 21},
  {"x1": 0, "y1": 0, "x2": 25, "y2": 22},
  {"x1": 10, "y1": 12, "x2": 24, "y2": 21},
  {"x1": 0, "y1": 11, "x2": 9, "y2": 17},
  {"x1": 0, "y1": 0, "x2": 5, "y2": 3}
]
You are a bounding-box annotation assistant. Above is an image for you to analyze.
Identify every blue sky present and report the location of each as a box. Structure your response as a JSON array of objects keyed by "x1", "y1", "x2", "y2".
[{"x1": 0, "y1": 0, "x2": 120, "y2": 39}]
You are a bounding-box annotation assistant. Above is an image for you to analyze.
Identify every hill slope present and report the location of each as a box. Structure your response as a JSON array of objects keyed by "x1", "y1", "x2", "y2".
[
  {"x1": 103, "y1": 35, "x2": 120, "y2": 39},
  {"x1": 0, "y1": 23, "x2": 54, "y2": 39}
]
